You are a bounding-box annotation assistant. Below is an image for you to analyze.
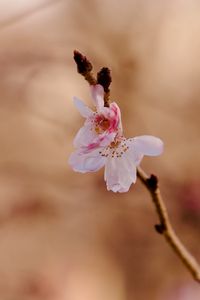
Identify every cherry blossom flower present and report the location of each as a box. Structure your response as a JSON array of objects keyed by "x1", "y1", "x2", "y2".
[
  {"x1": 73, "y1": 84, "x2": 122, "y2": 150},
  {"x1": 69, "y1": 85, "x2": 163, "y2": 192}
]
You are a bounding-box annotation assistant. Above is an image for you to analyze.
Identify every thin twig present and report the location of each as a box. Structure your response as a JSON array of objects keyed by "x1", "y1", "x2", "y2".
[{"x1": 137, "y1": 166, "x2": 200, "y2": 283}]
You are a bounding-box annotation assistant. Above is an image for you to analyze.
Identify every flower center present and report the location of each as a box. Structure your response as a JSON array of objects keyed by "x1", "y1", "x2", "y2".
[
  {"x1": 95, "y1": 115, "x2": 110, "y2": 133},
  {"x1": 110, "y1": 141, "x2": 120, "y2": 148},
  {"x1": 99, "y1": 137, "x2": 129, "y2": 158}
]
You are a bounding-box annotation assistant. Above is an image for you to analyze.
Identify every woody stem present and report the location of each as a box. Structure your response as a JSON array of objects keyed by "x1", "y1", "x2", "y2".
[{"x1": 137, "y1": 166, "x2": 200, "y2": 283}]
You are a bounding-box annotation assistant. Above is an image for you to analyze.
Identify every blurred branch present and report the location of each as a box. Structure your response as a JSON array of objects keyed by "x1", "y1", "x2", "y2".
[{"x1": 137, "y1": 166, "x2": 200, "y2": 283}]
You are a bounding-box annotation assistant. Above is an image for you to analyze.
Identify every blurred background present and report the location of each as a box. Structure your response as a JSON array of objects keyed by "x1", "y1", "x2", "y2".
[{"x1": 0, "y1": 0, "x2": 200, "y2": 299}]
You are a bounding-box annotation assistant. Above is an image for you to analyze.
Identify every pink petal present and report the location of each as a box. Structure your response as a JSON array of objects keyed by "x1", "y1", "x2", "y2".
[
  {"x1": 101, "y1": 102, "x2": 123, "y2": 133},
  {"x1": 110, "y1": 102, "x2": 123, "y2": 133},
  {"x1": 73, "y1": 97, "x2": 93, "y2": 118},
  {"x1": 69, "y1": 148, "x2": 106, "y2": 173},
  {"x1": 132, "y1": 135, "x2": 164, "y2": 156},
  {"x1": 83, "y1": 131, "x2": 116, "y2": 154},
  {"x1": 96, "y1": 131, "x2": 116, "y2": 147},
  {"x1": 90, "y1": 84, "x2": 104, "y2": 111}
]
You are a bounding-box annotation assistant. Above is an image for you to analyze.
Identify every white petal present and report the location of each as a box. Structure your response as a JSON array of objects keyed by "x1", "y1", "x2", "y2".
[
  {"x1": 126, "y1": 143, "x2": 144, "y2": 166},
  {"x1": 73, "y1": 122, "x2": 97, "y2": 148},
  {"x1": 132, "y1": 135, "x2": 164, "y2": 156},
  {"x1": 104, "y1": 153, "x2": 137, "y2": 193},
  {"x1": 69, "y1": 148, "x2": 106, "y2": 173},
  {"x1": 90, "y1": 84, "x2": 104, "y2": 111},
  {"x1": 73, "y1": 97, "x2": 93, "y2": 118}
]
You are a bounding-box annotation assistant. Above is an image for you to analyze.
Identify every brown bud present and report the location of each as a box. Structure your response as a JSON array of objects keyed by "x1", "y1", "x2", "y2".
[
  {"x1": 154, "y1": 223, "x2": 166, "y2": 234},
  {"x1": 146, "y1": 174, "x2": 158, "y2": 191},
  {"x1": 97, "y1": 67, "x2": 112, "y2": 93},
  {"x1": 73, "y1": 50, "x2": 93, "y2": 75}
]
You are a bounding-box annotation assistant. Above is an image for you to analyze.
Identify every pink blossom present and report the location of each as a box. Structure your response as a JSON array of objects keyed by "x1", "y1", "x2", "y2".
[
  {"x1": 69, "y1": 85, "x2": 163, "y2": 192},
  {"x1": 73, "y1": 84, "x2": 122, "y2": 150}
]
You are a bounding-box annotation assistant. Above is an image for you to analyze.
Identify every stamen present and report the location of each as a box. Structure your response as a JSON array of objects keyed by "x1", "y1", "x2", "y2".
[
  {"x1": 99, "y1": 138, "x2": 129, "y2": 159},
  {"x1": 94, "y1": 115, "x2": 110, "y2": 134}
]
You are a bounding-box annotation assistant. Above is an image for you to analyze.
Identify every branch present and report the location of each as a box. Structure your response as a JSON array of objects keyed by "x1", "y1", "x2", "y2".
[
  {"x1": 73, "y1": 51, "x2": 200, "y2": 282},
  {"x1": 137, "y1": 166, "x2": 200, "y2": 283}
]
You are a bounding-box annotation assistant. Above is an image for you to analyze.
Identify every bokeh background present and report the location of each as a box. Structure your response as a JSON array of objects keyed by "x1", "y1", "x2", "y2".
[{"x1": 0, "y1": 0, "x2": 200, "y2": 299}]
